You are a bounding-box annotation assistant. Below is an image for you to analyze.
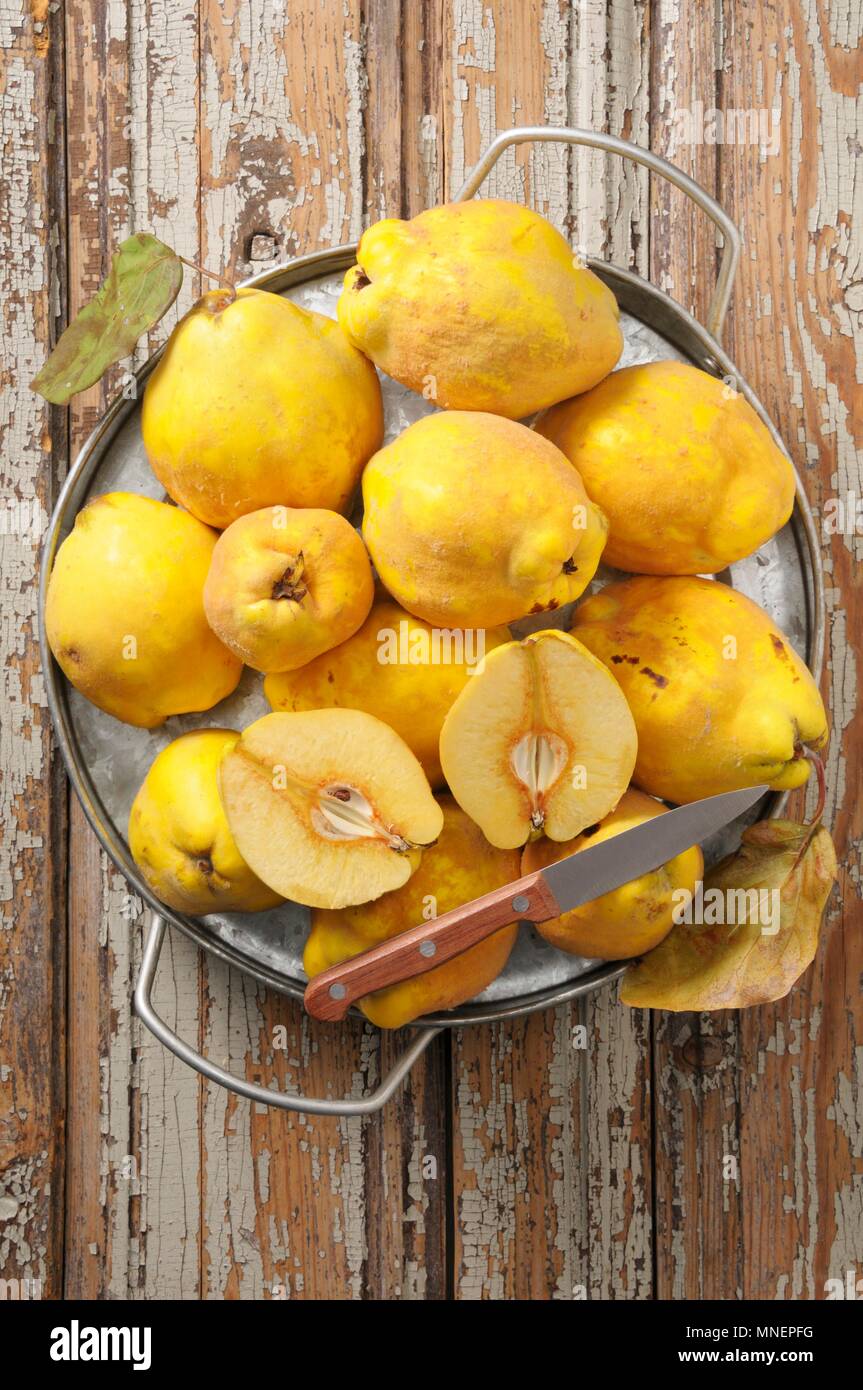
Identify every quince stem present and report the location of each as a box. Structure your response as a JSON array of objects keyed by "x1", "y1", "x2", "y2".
[{"x1": 803, "y1": 749, "x2": 826, "y2": 826}]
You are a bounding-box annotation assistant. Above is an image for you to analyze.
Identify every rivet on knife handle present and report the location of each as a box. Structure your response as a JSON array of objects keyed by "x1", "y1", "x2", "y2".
[{"x1": 303, "y1": 870, "x2": 561, "y2": 1022}]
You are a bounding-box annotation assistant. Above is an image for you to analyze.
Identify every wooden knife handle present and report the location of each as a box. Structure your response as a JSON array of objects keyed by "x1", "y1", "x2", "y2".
[{"x1": 303, "y1": 869, "x2": 561, "y2": 1022}]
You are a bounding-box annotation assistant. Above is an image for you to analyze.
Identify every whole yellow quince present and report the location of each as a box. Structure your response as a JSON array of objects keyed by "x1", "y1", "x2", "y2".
[
  {"x1": 337, "y1": 199, "x2": 622, "y2": 418},
  {"x1": 362, "y1": 412, "x2": 608, "y2": 627},
  {"x1": 203, "y1": 506, "x2": 374, "y2": 673},
  {"x1": 129, "y1": 730, "x2": 284, "y2": 915},
  {"x1": 264, "y1": 598, "x2": 508, "y2": 787},
  {"x1": 572, "y1": 576, "x2": 828, "y2": 803},
  {"x1": 142, "y1": 288, "x2": 383, "y2": 528},
  {"x1": 304, "y1": 796, "x2": 520, "y2": 1028},
  {"x1": 536, "y1": 360, "x2": 796, "y2": 574},
  {"x1": 522, "y1": 789, "x2": 703, "y2": 959},
  {"x1": 45, "y1": 492, "x2": 242, "y2": 727}
]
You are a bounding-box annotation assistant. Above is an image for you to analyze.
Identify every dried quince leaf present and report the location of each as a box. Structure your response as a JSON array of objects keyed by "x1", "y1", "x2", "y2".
[
  {"x1": 32, "y1": 233, "x2": 182, "y2": 404},
  {"x1": 620, "y1": 818, "x2": 837, "y2": 1011}
]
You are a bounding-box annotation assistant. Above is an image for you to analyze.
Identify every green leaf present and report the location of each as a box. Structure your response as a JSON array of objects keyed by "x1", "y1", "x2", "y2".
[{"x1": 32, "y1": 233, "x2": 183, "y2": 404}]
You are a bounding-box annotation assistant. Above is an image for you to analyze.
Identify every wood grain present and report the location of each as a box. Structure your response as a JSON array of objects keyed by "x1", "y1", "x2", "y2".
[
  {"x1": 720, "y1": 0, "x2": 863, "y2": 1299},
  {"x1": 3, "y1": 0, "x2": 860, "y2": 1302},
  {"x1": 0, "y1": 0, "x2": 67, "y2": 1302}
]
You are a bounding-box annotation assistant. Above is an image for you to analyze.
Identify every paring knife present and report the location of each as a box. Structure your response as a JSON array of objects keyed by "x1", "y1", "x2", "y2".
[{"x1": 303, "y1": 783, "x2": 771, "y2": 1022}]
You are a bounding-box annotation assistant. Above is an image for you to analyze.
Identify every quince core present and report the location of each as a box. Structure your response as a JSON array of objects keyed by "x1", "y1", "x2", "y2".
[
  {"x1": 439, "y1": 629, "x2": 638, "y2": 849},
  {"x1": 218, "y1": 709, "x2": 443, "y2": 909}
]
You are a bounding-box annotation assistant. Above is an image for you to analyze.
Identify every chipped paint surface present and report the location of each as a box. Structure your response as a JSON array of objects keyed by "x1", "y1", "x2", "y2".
[
  {"x1": 0, "y1": 0, "x2": 64, "y2": 1296},
  {"x1": 3, "y1": 0, "x2": 861, "y2": 1299}
]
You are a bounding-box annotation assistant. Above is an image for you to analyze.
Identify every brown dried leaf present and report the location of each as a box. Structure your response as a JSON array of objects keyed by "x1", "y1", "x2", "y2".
[{"x1": 620, "y1": 818, "x2": 837, "y2": 1011}]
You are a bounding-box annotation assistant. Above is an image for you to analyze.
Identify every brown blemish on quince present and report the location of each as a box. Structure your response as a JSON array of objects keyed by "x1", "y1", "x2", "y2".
[{"x1": 640, "y1": 666, "x2": 669, "y2": 688}]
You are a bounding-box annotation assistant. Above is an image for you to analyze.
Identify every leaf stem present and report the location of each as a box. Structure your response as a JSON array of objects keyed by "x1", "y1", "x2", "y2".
[
  {"x1": 178, "y1": 255, "x2": 236, "y2": 301},
  {"x1": 803, "y1": 749, "x2": 826, "y2": 825}
]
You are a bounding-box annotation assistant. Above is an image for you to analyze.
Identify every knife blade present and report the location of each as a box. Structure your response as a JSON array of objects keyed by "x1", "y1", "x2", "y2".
[{"x1": 303, "y1": 782, "x2": 770, "y2": 1022}]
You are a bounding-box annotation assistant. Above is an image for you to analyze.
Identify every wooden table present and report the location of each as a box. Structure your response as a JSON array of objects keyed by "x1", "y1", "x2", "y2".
[{"x1": 2, "y1": 1, "x2": 861, "y2": 1300}]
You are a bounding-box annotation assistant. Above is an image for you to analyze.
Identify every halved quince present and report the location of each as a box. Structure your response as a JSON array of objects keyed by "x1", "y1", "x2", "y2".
[
  {"x1": 439, "y1": 630, "x2": 637, "y2": 849},
  {"x1": 218, "y1": 709, "x2": 443, "y2": 909}
]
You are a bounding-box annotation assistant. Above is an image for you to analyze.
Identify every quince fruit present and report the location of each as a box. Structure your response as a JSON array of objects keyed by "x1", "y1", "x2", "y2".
[
  {"x1": 129, "y1": 730, "x2": 284, "y2": 915},
  {"x1": 304, "y1": 796, "x2": 520, "y2": 1028},
  {"x1": 439, "y1": 629, "x2": 637, "y2": 849},
  {"x1": 264, "y1": 598, "x2": 508, "y2": 787},
  {"x1": 218, "y1": 708, "x2": 443, "y2": 909},
  {"x1": 536, "y1": 360, "x2": 796, "y2": 574},
  {"x1": 571, "y1": 576, "x2": 828, "y2": 803},
  {"x1": 45, "y1": 492, "x2": 242, "y2": 727},
  {"x1": 522, "y1": 788, "x2": 703, "y2": 959},
  {"x1": 203, "y1": 506, "x2": 374, "y2": 673},
  {"x1": 362, "y1": 411, "x2": 608, "y2": 627},
  {"x1": 142, "y1": 287, "x2": 383, "y2": 528},
  {"x1": 337, "y1": 199, "x2": 622, "y2": 418}
]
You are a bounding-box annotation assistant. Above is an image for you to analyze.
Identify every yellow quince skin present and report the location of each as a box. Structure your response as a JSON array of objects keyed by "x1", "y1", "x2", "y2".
[
  {"x1": 362, "y1": 411, "x2": 609, "y2": 627},
  {"x1": 45, "y1": 492, "x2": 242, "y2": 728},
  {"x1": 304, "y1": 796, "x2": 520, "y2": 1028},
  {"x1": 536, "y1": 360, "x2": 796, "y2": 574},
  {"x1": 337, "y1": 199, "x2": 622, "y2": 418},
  {"x1": 129, "y1": 729, "x2": 284, "y2": 916},
  {"x1": 264, "y1": 598, "x2": 509, "y2": 787},
  {"x1": 203, "y1": 506, "x2": 374, "y2": 673},
  {"x1": 572, "y1": 576, "x2": 828, "y2": 803},
  {"x1": 522, "y1": 789, "x2": 703, "y2": 960},
  {"x1": 142, "y1": 287, "x2": 383, "y2": 529}
]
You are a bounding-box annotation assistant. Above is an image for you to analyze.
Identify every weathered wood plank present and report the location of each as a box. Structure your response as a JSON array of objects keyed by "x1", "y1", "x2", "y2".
[
  {"x1": 443, "y1": 0, "x2": 653, "y2": 1300},
  {"x1": 63, "y1": 0, "x2": 204, "y2": 1299},
  {"x1": 718, "y1": 0, "x2": 862, "y2": 1299},
  {"x1": 0, "y1": 0, "x2": 67, "y2": 1302}
]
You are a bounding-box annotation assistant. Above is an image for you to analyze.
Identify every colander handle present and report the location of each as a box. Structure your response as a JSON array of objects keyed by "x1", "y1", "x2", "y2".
[
  {"x1": 454, "y1": 126, "x2": 741, "y2": 343},
  {"x1": 134, "y1": 913, "x2": 442, "y2": 1117}
]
